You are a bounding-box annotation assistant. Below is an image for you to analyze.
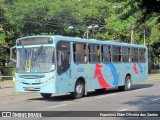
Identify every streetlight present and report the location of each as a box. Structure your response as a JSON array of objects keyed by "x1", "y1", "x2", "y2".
[
  {"x1": 142, "y1": 25, "x2": 147, "y2": 45},
  {"x1": 68, "y1": 26, "x2": 74, "y2": 29},
  {"x1": 84, "y1": 24, "x2": 98, "y2": 39}
]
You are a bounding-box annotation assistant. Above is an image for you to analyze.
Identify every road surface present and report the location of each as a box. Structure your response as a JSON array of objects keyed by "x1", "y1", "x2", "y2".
[{"x1": 0, "y1": 74, "x2": 159, "y2": 120}]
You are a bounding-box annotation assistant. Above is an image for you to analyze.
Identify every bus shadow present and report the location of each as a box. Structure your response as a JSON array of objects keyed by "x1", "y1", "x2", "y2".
[
  {"x1": 86, "y1": 83, "x2": 154, "y2": 98},
  {"x1": 28, "y1": 94, "x2": 75, "y2": 102},
  {"x1": 132, "y1": 83, "x2": 154, "y2": 90},
  {"x1": 28, "y1": 83, "x2": 154, "y2": 102}
]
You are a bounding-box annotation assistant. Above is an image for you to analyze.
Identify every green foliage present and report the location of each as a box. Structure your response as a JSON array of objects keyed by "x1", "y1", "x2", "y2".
[
  {"x1": 0, "y1": 0, "x2": 160, "y2": 65},
  {"x1": 104, "y1": 0, "x2": 160, "y2": 44},
  {"x1": 0, "y1": 45, "x2": 10, "y2": 66},
  {"x1": 0, "y1": 66, "x2": 15, "y2": 76}
]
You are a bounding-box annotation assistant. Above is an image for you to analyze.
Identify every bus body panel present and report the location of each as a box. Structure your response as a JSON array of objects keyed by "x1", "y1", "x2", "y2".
[
  {"x1": 15, "y1": 72, "x2": 57, "y2": 93},
  {"x1": 13, "y1": 35, "x2": 148, "y2": 96}
]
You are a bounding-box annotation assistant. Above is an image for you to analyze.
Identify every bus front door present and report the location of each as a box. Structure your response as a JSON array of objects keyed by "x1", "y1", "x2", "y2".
[{"x1": 57, "y1": 42, "x2": 71, "y2": 93}]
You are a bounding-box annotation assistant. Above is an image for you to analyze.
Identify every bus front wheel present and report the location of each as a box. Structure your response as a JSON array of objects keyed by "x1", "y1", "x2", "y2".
[
  {"x1": 72, "y1": 80, "x2": 85, "y2": 99},
  {"x1": 40, "y1": 93, "x2": 52, "y2": 99}
]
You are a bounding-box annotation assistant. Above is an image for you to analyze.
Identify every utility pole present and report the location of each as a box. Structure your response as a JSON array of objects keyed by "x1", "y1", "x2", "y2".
[
  {"x1": 131, "y1": 25, "x2": 135, "y2": 44},
  {"x1": 144, "y1": 29, "x2": 146, "y2": 45},
  {"x1": 83, "y1": 29, "x2": 89, "y2": 39}
]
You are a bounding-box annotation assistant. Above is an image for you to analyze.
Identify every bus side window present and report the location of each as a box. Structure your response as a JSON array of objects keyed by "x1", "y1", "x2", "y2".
[
  {"x1": 139, "y1": 48, "x2": 146, "y2": 63},
  {"x1": 112, "y1": 46, "x2": 121, "y2": 62},
  {"x1": 118, "y1": 47, "x2": 122, "y2": 62},
  {"x1": 131, "y1": 47, "x2": 138, "y2": 62},
  {"x1": 101, "y1": 45, "x2": 111, "y2": 63},
  {"x1": 88, "y1": 44, "x2": 100, "y2": 63},
  {"x1": 73, "y1": 43, "x2": 88, "y2": 63}
]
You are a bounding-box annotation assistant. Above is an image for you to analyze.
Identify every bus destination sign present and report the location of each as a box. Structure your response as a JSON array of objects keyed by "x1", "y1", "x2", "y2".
[{"x1": 17, "y1": 37, "x2": 53, "y2": 46}]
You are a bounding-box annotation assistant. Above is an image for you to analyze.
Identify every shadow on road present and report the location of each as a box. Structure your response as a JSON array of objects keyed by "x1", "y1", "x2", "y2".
[
  {"x1": 117, "y1": 84, "x2": 159, "y2": 120},
  {"x1": 27, "y1": 83, "x2": 154, "y2": 102},
  {"x1": 118, "y1": 94, "x2": 160, "y2": 120}
]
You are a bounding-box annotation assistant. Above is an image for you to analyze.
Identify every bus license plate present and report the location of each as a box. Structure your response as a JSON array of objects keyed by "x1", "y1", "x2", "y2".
[{"x1": 28, "y1": 87, "x2": 35, "y2": 90}]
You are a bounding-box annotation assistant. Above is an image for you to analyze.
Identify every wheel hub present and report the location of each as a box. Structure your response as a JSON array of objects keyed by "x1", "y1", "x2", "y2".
[
  {"x1": 126, "y1": 79, "x2": 131, "y2": 89},
  {"x1": 76, "y1": 84, "x2": 83, "y2": 94}
]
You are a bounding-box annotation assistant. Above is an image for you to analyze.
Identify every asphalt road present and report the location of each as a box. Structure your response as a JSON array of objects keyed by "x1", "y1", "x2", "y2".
[{"x1": 0, "y1": 74, "x2": 160, "y2": 120}]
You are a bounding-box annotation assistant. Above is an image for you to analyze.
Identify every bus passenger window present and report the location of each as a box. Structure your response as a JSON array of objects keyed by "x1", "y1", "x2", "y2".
[
  {"x1": 139, "y1": 48, "x2": 146, "y2": 63},
  {"x1": 118, "y1": 47, "x2": 122, "y2": 62},
  {"x1": 73, "y1": 43, "x2": 88, "y2": 63},
  {"x1": 101, "y1": 46, "x2": 111, "y2": 62},
  {"x1": 88, "y1": 44, "x2": 100, "y2": 63},
  {"x1": 122, "y1": 47, "x2": 132, "y2": 63},
  {"x1": 112, "y1": 46, "x2": 121, "y2": 62},
  {"x1": 131, "y1": 48, "x2": 138, "y2": 62}
]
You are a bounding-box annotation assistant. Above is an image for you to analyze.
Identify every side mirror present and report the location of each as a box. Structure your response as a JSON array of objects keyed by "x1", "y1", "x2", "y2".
[{"x1": 10, "y1": 46, "x2": 16, "y2": 63}]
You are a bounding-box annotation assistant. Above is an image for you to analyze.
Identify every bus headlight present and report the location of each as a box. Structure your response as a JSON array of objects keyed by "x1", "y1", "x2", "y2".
[
  {"x1": 42, "y1": 76, "x2": 54, "y2": 86},
  {"x1": 16, "y1": 80, "x2": 22, "y2": 84}
]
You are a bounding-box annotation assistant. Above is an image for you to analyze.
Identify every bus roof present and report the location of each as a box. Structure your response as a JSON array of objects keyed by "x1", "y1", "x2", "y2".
[
  {"x1": 17, "y1": 35, "x2": 147, "y2": 48},
  {"x1": 53, "y1": 35, "x2": 147, "y2": 48}
]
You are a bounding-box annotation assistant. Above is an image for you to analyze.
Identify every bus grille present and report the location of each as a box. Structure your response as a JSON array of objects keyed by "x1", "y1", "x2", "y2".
[
  {"x1": 19, "y1": 75, "x2": 45, "y2": 79},
  {"x1": 22, "y1": 82, "x2": 41, "y2": 85}
]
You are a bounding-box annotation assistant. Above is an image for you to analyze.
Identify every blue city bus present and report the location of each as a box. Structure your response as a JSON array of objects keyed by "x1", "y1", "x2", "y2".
[{"x1": 10, "y1": 35, "x2": 148, "y2": 99}]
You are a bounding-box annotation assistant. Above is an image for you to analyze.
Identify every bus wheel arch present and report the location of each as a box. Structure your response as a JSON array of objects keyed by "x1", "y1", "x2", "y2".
[
  {"x1": 71, "y1": 77, "x2": 85, "y2": 99},
  {"x1": 40, "y1": 93, "x2": 52, "y2": 99}
]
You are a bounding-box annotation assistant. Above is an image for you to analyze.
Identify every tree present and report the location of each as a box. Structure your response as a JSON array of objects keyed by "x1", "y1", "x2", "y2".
[
  {"x1": 102, "y1": 0, "x2": 160, "y2": 44},
  {"x1": 1, "y1": 0, "x2": 160, "y2": 44},
  {"x1": 2, "y1": 0, "x2": 109, "y2": 39}
]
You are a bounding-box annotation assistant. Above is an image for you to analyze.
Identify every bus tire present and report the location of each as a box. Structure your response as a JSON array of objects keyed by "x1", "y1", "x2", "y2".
[
  {"x1": 118, "y1": 76, "x2": 132, "y2": 91},
  {"x1": 72, "y1": 80, "x2": 85, "y2": 99},
  {"x1": 124, "y1": 76, "x2": 132, "y2": 91},
  {"x1": 40, "y1": 93, "x2": 52, "y2": 99}
]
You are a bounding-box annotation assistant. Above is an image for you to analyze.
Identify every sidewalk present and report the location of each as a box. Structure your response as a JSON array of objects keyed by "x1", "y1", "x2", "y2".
[
  {"x1": 0, "y1": 80, "x2": 39, "y2": 105},
  {"x1": 148, "y1": 73, "x2": 160, "y2": 80},
  {"x1": 0, "y1": 73, "x2": 159, "y2": 105}
]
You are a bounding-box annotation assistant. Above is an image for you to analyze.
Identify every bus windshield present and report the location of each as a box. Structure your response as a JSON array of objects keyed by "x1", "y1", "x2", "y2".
[{"x1": 16, "y1": 46, "x2": 55, "y2": 73}]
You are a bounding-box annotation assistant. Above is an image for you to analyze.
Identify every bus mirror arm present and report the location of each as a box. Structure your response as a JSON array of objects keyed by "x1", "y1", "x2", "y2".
[{"x1": 10, "y1": 46, "x2": 16, "y2": 63}]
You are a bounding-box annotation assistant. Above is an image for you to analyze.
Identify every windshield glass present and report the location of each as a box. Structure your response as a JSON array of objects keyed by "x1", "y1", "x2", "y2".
[{"x1": 16, "y1": 46, "x2": 55, "y2": 73}]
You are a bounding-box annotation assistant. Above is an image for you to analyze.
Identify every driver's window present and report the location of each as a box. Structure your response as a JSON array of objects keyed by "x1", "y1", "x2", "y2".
[{"x1": 57, "y1": 41, "x2": 70, "y2": 75}]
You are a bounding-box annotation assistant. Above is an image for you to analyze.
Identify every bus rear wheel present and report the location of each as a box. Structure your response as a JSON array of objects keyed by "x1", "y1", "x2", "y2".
[
  {"x1": 125, "y1": 76, "x2": 132, "y2": 90},
  {"x1": 40, "y1": 93, "x2": 52, "y2": 99},
  {"x1": 72, "y1": 80, "x2": 85, "y2": 99},
  {"x1": 118, "y1": 76, "x2": 132, "y2": 91}
]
